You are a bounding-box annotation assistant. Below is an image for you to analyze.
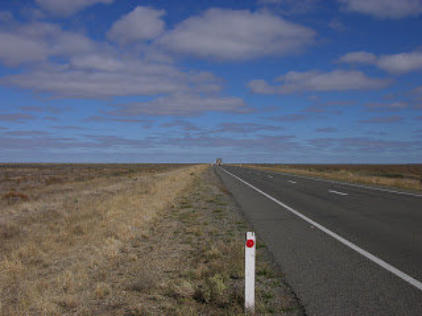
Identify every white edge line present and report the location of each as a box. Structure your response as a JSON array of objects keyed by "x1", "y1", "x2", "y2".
[
  {"x1": 260, "y1": 169, "x2": 422, "y2": 198},
  {"x1": 329, "y1": 190, "x2": 349, "y2": 196},
  {"x1": 221, "y1": 167, "x2": 422, "y2": 291}
]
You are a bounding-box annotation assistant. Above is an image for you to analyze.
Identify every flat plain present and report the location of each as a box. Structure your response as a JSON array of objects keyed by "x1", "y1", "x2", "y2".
[
  {"x1": 0, "y1": 164, "x2": 301, "y2": 315},
  {"x1": 244, "y1": 164, "x2": 422, "y2": 192}
]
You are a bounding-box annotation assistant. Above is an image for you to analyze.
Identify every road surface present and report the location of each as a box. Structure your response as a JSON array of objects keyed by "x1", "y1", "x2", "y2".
[{"x1": 215, "y1": 165, "x2": 422, "y2": 315}]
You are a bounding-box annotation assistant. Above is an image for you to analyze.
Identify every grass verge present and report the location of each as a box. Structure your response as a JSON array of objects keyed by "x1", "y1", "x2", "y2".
[{"x1": 118, "y1": 167, "x2": 302, "y2": 315}]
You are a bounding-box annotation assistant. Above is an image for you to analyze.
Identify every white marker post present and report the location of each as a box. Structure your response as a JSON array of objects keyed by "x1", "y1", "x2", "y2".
[{"x1": 245, "y1": 232, "x2": 256, "y2": 313}]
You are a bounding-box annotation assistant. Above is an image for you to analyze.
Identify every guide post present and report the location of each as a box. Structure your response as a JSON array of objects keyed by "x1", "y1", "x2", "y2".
[{"x1": 245, "y1": 231, "x2": 256, "y2": 313}]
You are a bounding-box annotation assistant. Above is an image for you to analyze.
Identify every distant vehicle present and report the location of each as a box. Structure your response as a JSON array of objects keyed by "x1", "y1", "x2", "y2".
[{"x1": 216, "y1": 158, "x2": 223, "y2": 166}]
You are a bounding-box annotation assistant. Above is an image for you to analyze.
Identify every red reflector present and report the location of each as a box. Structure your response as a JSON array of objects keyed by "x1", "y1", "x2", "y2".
[{"x1": 246, "y1": 239, "x2": 254, "y2": 248}]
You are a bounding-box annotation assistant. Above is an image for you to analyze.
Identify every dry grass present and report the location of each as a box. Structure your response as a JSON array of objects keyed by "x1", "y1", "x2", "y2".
[
  {"x1": 244, "y1": 164, "x2": 422, "y2": 192},
  {"x1": 0, "y1": 165, "x2": 301, "y2": 315},
  {"x1": 0, "y1": 164, "x2": 200, "y2": 314},
  {"x1": 0, "y1": 163, "x2": 188, "y2": 199},
  {"x1": 2, "y1": 191, "x2": 29, "y2": 204}
]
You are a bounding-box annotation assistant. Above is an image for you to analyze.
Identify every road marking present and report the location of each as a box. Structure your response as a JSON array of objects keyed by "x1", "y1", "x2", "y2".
[
  {"x1": 260, "y1": 170, "x2": 422, "y2": 198},
  {"x1": 288, "y1": 180, "x2": 297, "y2": 184},
  {"x1": 221, "y1": 167, "x2": 422, "y2": 292},
  {"x1": 329, "y1": 190, "x2": 348, "y2": 196}
]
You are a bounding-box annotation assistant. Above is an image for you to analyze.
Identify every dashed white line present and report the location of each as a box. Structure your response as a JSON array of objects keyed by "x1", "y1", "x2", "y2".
[
  {"x1": 221, "y1": 167, "x2": 422, "y2": 292},
  {"x1": 267, "y1": 170, "x2": 422, "y2": 198},
  {"x1": 329, "y1": 190, "x2": 349, "y2": 196},
  {"x1": 288, "y1": 180, "x2": 297, "y2": 184}
]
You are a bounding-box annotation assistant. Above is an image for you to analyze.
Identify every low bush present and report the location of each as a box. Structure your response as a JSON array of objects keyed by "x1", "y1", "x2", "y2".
[{"x1": 2, "y1": 191, "x2": 29, "y2": 204}]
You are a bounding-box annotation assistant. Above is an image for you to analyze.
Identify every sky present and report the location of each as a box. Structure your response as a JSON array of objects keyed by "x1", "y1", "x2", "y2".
[{"x1": 0, "y1": 0, "x2": 422, "y2": 163}]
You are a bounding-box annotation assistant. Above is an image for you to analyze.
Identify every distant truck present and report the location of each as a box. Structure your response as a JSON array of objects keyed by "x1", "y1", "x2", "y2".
[{"x1": 216, "y1": 158, "x2": 222, "y2": 166}]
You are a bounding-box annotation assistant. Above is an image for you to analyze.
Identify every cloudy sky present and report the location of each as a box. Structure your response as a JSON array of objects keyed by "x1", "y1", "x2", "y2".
[{"x1": 0, "y1": 0, "x2": 421, "y2": 163}]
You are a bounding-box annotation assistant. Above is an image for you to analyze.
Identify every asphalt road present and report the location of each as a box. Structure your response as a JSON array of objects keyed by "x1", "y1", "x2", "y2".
[{"x1": 215, "y1": 165, "x2": 422, "y2": 315}]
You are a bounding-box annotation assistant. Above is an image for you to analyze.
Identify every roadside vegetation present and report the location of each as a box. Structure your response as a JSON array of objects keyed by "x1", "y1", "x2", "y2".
[
  {"x1": 0, "y1": 164, "x2": 301, "y2": 315},
  {"x1": 244, "y1": 164, "x2": 422, "y2": 192}
]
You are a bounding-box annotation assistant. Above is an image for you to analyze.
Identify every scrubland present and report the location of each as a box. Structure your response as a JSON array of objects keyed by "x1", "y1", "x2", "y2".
[
  {"x1": 0, "y1": 164, "x2": 300, "y2": 315},
  {"x1": 245, "y1": 164, "x2": 422, "y2": 192}
]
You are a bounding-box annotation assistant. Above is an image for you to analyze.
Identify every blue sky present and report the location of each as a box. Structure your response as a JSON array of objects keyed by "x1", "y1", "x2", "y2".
[{"x1": 0, "y1": 0, "x2": 421, "y2": 163}]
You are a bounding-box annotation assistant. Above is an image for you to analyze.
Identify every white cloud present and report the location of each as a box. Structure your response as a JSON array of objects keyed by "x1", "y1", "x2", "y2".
[
  {"x1": 215, "y1": 122, "x2": 283, "y2": 133},
  {"x1": 36, "y1": 0, "x2": 114, "y2": 17},
  {"x1": 107, "y1": 6, "x2": 165, "y2": 44},
  {"x1": 113, "y1": 93, "x2": 248, "y2": 115},
  {"x1": 338, "y1": 51, "x2": 376, "y2": 64},
  {"x1": 257, "y1": 0, "x2": 283, "y2": 4},
  {"x1": 338, "y1": 0, "x2": 422, "y2": 19},
  {"x1": 2, "y1": 50, "x2": 224, "y2": 99},
  {"x1": 359, "y1": 115, "x2": 403, "y2": 123},
  {"x1": 0, "y1": 32, "x2": 48, "y2": 65},
  {"x1": 0, "y1": 113, "x2": 35, "y2": 122},
  {"x1": 328, "y1": 18, "x2": 347, "y2": 31},
  {"x1": 159, "y1": 8, "x2": 315, "y2": 60},
  {"x1": 413, "y1": 86, "x2": 422, "y2": 94},
  {"x1": 339, "y1": 50, "x2": 422, "y2": 74},
  {"x1": 309, "y1": 136, "x2": 419, "y2": 154},
  {"x1": 377, "y1": 52, "x2": 422, "y2": 74},
  {"x1": 0, "y1": 21, "x2": 97, "y2": 66},
  {"x1": 249, "y1": 70, "x2": 390, "y2": 94},
  {"x1": 0, "y1": 13, "x2": 243, "y2": 115},
  {"x1": 0, "y1": 11, "x2": 13, "y2": 23},
  {"x1": 70, "y1": 54, "x2": 125, "y2": 72},
  {"x1": 365, "y1": 101, "x2": 408, "y2": 110},
  {"x1": 53, "y1": 33, "x2": 96, "y2": 56},
  {"x1": 257, "y1": 0, "x2": 320, "y2": 15},
  {"x1": 412, "y1": 85, "x2": 422, "y2": 101},
  {"x1": 4, "y1": 62, "x2": 187, "y2": 98}
]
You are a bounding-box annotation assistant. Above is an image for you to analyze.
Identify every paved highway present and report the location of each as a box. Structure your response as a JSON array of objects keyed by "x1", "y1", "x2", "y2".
[{"x1": 215, "y1": 165, "x2": 422, "y2": 315}]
